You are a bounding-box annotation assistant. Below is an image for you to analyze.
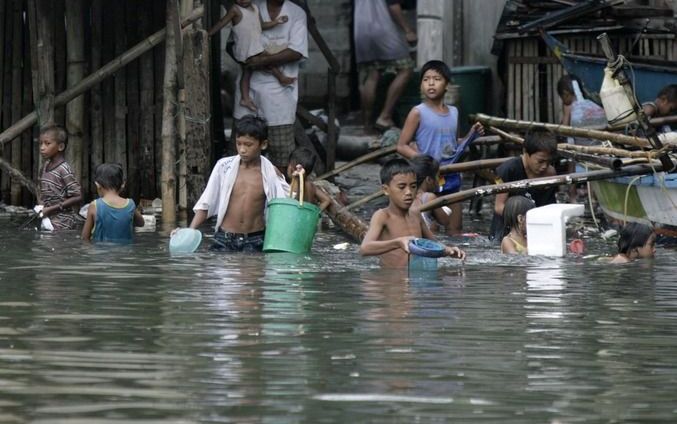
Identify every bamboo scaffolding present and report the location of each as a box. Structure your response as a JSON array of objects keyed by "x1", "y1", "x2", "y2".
[
  {"x1": 475, "y1": 113, "x2": 652, "y2": 149},
  {"x1": 317, "y1": 145, "x2": 397, "y2": 181},
  {"x1": 419, "y1": 164, "x2": 663, "y2": 212},
  {"x1": 0, "y1": 6, "x2": 204, "y2": 146}
]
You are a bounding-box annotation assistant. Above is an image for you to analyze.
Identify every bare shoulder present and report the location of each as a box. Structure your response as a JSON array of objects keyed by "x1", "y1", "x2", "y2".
[{"x1": 546, "y1": 165, "x2": 557, "y2": 176}]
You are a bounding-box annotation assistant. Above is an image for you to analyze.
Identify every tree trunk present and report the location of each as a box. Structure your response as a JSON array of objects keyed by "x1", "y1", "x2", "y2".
[
  {"x1": 65, "y1": 0, "x2": 85, "y2": 186},
  {"x1": 161, "y1": 0, "x2": 179, "y2": 225}
]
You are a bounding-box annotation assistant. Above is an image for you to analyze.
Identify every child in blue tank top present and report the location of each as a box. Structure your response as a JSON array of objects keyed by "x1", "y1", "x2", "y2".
[
  {"x1": 81, "y1": 163, "x2": 145, "y2": 243},
  {"x1": 396, "y1": 60, "x2": 484, "y2": 235}
]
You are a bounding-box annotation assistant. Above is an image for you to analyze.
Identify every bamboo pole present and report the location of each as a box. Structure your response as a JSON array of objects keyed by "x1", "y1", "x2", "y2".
[
  {"x1": 175, "y1": 0, "x2": 187, "y2": 214},
  {"x1": 326, "y1": 69, "x2": 338, "y2": 174},
  {"x1": 65, "y1": 0, "x2": 85, "y2": 184},
  {"x1": 0, "y1": 156, "x2": 37, "y2": 195},
  {"x1": 316, "y1": 185, "x2": 368, "y2": 242},
  {"x1": 475, "y1": 113, "x2": 652, "y2": 149},
  {"x1": 419, "y1": 164, "x2": 663, "y2": 212},
  {"x1": 161, "y1": 0, "x2": 179, "y2": 225},
  {"x1": 344, "y1": 157, "x2": 511, "y2": 210},
  {"x1": 0, "y1": 6, "x2": 205, "y2": 146},
  {"x1": 317, "y1": 145, "x2": 397, "y2": 181},
  {"x1": 558, "y1": 143, "x2": 670, "y2": 159},
  {"x1": 487, "y1": 126, "x2": 524, "y2": 144}
]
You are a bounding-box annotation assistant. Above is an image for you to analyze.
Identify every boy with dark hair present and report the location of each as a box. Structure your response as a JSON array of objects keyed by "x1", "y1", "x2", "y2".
[
  {"x1": 187, "y1": 115, "x2": 289, "y2": 252},
  {"x1": 81, "y1": 163, "x2": 145, "y2": 243},
  {"x1": 36, "y1": 125, "x2": 83, "y2": 231},
  {"x1": 286, "y1": 147, "x2": 331, "y2": 210},
  {"x1": 643, "y1": 84, "x2": 677, "y2": 131},
  {"x1": 396, "y1": 59, "x2": 484, "y2": 235},
  {"x1": 360, "y1": 158, "x2": 466, "y2": 267},
  {"x1": 490, "y1": 130, "x2": 558, "y2": 241}
]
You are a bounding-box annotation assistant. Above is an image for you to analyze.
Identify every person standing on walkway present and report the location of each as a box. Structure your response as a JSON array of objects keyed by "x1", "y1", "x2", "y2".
[
  {"x1": 354, "y1": 0, "x2": 416, "y2": 133},
  {"x1": 232, "y1": 0, "x2": 308, "y2": 170}
]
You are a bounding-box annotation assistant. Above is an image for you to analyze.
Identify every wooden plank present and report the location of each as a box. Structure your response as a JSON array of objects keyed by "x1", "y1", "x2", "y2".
[
  {"x1": 65, "y1": 0, "x2": 86, "y2": 189},
  {"x1": 90, "y1": 0, "x2": 103, "y2": 175},
  {"x1": 126, "y1": 0, "x2": 141, "y2": 201},
  {"x1": 102, "y1": 0, "x2": 115, "y2": 164},
  {"x1": 53, "y1": 0, "x2": 65, "y2": 124},
  {"x1": 139, "y1": 0, "x2": 156, "y2": 200},
  {"x1": 534, "y1": 40, "x2": 540, "y2": 122},
  {"x1": 525, "y1": 39, "x2": 532, "y2": 121},
  {"x1": 113, "y1": 1, "x2": 127, "y2": 172},
  {"x1": 1, "y1": 1, "x2": 11, "y2": 200},
  {"x1": 515, "y1": 40, "x2": 522, "y2": 119},
  {"x1": 507, "y1": 42, "x2": 514, "y2": 119},
  {"x1": 507, "y1": 56, "x2": 559, "y2": 64}
]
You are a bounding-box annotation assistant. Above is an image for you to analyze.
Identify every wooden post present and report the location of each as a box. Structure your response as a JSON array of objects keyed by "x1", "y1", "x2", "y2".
[
  {"x1": 1, "y1": 0, "x2": 12, "y2": 201},
  {"x1": 90, "y1": 0, "x2": 103, "y2": 175},
  {"x1": 326, "y1": 69, "x2": 337, "y2": 174},
  {"x1": 139, "y1": 3, "x2": 156, "y2": 200},
  {"x1": 176, "y1": 0, "x2": 187, "y2": 216},
  {"x1": 126, "y1": 0, "x2": 141, "y2": 201},
  {"x1": 161, "y1": 0, "x2": 179, "y2": 225},
  {"x1": 10, "y1": 0, "x2": 23, "y2": 205},
  {"x1": 65, "y1": 0, "x2": 85, "y2": 186},
  {"x1": 113, "y1": 2, "x2": 127, "y2": 171},
  {"x1": 183, "y1": 26, "x2": 211, "y2": 219},
  {"x1": 21, "y1": 10, "x2": 34, "y2": 205},
  {"x1": 417, "y1": 0, "x2": 444, "y2": 66},
  {"x1": 52, "y1": 0, "x2": 65, "y2": 124}
]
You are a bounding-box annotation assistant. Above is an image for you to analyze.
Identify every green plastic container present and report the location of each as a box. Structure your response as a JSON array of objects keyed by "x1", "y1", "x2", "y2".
[{"x1": 263, "y1": 198, "x2": 320, "y2": 254}]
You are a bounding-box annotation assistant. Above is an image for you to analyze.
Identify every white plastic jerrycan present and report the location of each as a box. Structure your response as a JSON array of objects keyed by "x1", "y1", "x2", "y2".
[{"x1": 599, "y1": 67, "x2": 636, "y2": 127}]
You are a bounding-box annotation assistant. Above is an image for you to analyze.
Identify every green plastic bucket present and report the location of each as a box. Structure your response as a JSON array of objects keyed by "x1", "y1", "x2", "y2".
[{"x1": 263, "y1": 198, "x2": 320, "y2": 254}]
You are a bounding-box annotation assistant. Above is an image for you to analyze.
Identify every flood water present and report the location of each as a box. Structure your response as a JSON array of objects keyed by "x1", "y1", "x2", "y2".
[{"x1": 1, "y1": 215, "x2": 677, "y2": 423}]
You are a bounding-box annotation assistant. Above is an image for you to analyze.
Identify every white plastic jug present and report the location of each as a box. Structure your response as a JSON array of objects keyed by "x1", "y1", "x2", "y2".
[{"x1": 599, "y1": 67, "x2": 636, "y2": 127}]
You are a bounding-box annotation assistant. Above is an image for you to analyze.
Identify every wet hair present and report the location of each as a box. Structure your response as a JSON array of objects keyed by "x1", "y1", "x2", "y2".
[
  {"x1": 502, "y1": 195, "x2": 535, "y2": 236},
  {"x1": 556, "y1": 74, "x2": 583, "y2": 97},
  {"x1": 380, "y1": 158, "x2": 415, "y2": 185},
  {"x1": 524, "y1": 130, "x2": 557, "y2": 156},
  {"x1": 234, "y1": 115, "x2": 268, "y2": 142},
  {"x1": 617, "y1": 222, "x2": 655, "y2": 255},
  {"x1": 420, "y1": 60, "x2": 452, "y2": 84},
  {"x1": 288, "y1": 147, "x2": 317, "y2": 175},
  {"x1": 40, "y1": 125, "x2": 68, "y2": 149},
  {"x1": 657, "y1": 84, "x2": 677, "y2": 103},
  {"x1": 410, "y1": 154, "x2": 439, "y2": 188},
  {"x1": 94, "y1": 163, "x2": 125, "y2": 191}
]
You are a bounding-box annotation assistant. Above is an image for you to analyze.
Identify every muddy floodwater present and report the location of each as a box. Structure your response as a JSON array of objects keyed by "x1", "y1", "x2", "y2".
[{"x1": 1, "y1": 215, "x2": 676, "y2": 423}]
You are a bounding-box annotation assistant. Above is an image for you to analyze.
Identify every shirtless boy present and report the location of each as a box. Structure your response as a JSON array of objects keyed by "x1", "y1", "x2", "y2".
[
  {"x1": 360, "y1": 158, "x2": 466, "y2": 268},
  {"x1": 188, "y1": 115, "x2": 289, "y2": 251}
]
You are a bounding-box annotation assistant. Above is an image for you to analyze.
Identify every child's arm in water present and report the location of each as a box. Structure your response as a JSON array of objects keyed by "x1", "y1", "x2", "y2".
[
  {"x1": 360, "y1": 210, "x2": 415, "y2": 256},
  {"x1": 396, "y1": 107, "x2": 422, "y2": 159},
  {"x1": 133, "y1": 208, "x2": 145, "y2": 228},
  {"x1": 81, "y1": 201, "x2": 96, "y2": 241}
]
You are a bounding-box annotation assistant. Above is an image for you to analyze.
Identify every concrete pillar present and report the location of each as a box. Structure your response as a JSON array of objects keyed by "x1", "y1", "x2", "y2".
[{"x1": 417, "y1": 0, "x2": 444, "y2": 66}]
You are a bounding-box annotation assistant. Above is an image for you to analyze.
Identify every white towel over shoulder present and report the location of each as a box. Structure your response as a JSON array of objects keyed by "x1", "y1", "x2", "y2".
[{"x1": 193, "y1": 155, "x2": 290, "y2": 231}]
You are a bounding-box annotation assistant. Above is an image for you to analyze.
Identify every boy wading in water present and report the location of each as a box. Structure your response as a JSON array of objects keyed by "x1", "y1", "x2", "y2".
[
  {"x1": 188, "y1": 115, "x2": 289, "y2": 252},
  {"x1": 212, "y1": 0, "x2": 295, "y2": 111},
  {"x1": 360, "y1": 159, "x2": 466, "y2": 268},
  {"x1": 37, "y1": 125, "x2": 83, "y2": 231}
]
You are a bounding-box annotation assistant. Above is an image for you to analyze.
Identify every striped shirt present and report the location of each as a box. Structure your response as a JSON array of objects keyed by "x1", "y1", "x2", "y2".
[{"x1": 39, "y1": 159, "x2": 83, "y2": 230}]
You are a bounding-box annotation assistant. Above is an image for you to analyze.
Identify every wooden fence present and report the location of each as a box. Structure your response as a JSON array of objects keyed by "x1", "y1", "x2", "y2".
[
  {"x1": 503, "y1": 33, "x2": 677, "y2": 124},
  {"x1": 0, "y1": 0, "x2": 214, "y2": 209}
]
